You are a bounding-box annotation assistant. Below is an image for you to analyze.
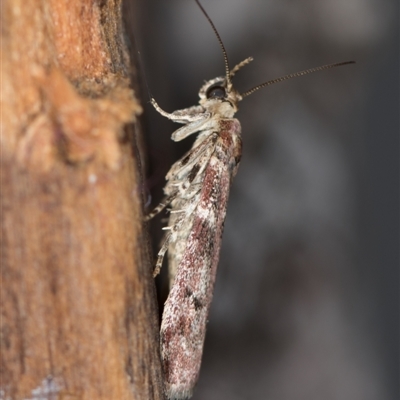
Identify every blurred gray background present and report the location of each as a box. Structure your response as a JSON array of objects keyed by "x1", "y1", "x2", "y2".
[{"x1": 129, "y1": 0, "x2": 398, "y2": 399}]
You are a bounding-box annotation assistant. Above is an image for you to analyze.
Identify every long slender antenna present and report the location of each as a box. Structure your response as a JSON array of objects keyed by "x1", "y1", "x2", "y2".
[
  {"x1": 137, "y1": 50, "x2": 154, "y2": 101},
  {"x1": 195, "y1": 0, "x2": 231, "y2": 88},
  {"x1": 240, "y1": 61, "x2": 355, "y2": 99}
]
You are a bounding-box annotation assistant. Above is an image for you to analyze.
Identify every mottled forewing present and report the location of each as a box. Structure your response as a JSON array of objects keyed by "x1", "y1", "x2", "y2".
[{"x1": 160, "y1": 120, "x2": 242, "y2": 399}]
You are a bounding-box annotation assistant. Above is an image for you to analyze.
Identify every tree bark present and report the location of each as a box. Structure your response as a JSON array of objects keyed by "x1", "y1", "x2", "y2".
[{"x1": 1, "y1": 0, "x2": 164, "y2": 399}]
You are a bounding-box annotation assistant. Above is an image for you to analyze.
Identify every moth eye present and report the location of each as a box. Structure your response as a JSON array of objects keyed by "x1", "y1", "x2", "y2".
[{"x1": 206, "y1": 85, "x2": 226, "y2": 99}]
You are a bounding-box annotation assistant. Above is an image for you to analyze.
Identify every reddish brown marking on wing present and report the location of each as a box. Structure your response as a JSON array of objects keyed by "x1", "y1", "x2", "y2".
[{"x1": 160, "y1": 117, "x2": 243, "y2": 397}]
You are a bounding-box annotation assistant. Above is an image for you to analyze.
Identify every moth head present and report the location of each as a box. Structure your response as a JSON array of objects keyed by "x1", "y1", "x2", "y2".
[{"x1": 198, "y1": 76, "x2": 242, "y2": 110}]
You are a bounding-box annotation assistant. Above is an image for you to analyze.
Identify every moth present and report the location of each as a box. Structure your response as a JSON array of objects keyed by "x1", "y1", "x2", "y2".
[{"x1": 145, "y1": 1, "x2": 354, "y2": 398}]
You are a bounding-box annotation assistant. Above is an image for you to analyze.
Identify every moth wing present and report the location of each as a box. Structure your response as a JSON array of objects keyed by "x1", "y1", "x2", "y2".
[{"x1": 160, "y1": 155, "x2": 232, "y2": 398}]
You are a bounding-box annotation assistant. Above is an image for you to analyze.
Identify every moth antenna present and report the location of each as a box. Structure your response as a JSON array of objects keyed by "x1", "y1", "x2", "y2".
[
  {"x1": 129, "y1": 29, "x2": 154, "y2": 101},
  {"x1": 195, "y1": 0, "x2": 231, "y2": 88},
  {"x1": 136, "y1": 50, "x2": 154, "y2": 101},
  {"x1": 230, "y1": 57, "x2": 254, "y2": 78},
  {"x1": 240, "y1": 61, "x2": 356, "y2": 99}
]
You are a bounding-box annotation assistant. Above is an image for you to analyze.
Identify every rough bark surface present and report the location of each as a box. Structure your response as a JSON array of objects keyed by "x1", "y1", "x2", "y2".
[{"x1": 1, "y1": 0, "x2": 164, "y2": 399}]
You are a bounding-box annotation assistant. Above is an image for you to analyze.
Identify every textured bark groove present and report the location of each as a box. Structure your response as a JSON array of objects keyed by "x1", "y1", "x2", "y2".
[{"x1": 1, "y1": 0, "x2": 163, "y2": 399}]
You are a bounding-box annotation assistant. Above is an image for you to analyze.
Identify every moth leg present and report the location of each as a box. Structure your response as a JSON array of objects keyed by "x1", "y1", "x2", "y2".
[
  {"x1": 153, "y1": 231, "x2": 172, "y2": 277},
  {"x1": 151, "y1": 99, "x2": 206, "y2": 123},
  {"x1": 170, "y1": 118, "x2": 212, "y2": 141},
  {"x1": 151, "y1": 98, "x2": 178, "y2": 120},
  {"x1": 169, "y1": 209, "x2": 186, "y2": 214},
  {"x1": 144, "y1": 192, "x2": 178, "y2": 221},
  {"x1": 166, "y1": 132, "x2": 218, "y2": 181},
  {"x1": 151, "y1": 98, "x2": 213, "y2": 142}
]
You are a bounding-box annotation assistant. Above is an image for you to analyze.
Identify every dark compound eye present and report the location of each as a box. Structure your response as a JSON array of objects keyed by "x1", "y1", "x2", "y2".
[{"x1": 206, "y1": 85, "x2": 226, "y2": 99}]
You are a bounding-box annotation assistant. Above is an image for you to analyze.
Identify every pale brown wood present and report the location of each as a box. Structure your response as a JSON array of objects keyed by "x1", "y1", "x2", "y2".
[{"x1": 1, "y1": 0, "x2": 164, "y2": 399}]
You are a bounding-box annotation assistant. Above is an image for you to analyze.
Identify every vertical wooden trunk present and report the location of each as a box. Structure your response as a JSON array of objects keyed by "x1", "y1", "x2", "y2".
[{"x1": 0, "y1": 0, "x2": 163, "y2": 399}]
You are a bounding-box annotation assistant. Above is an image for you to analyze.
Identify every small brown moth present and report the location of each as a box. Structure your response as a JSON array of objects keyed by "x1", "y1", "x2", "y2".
[{"x1": 146, "y1": 1, "x2": 354, "y2": 398}]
